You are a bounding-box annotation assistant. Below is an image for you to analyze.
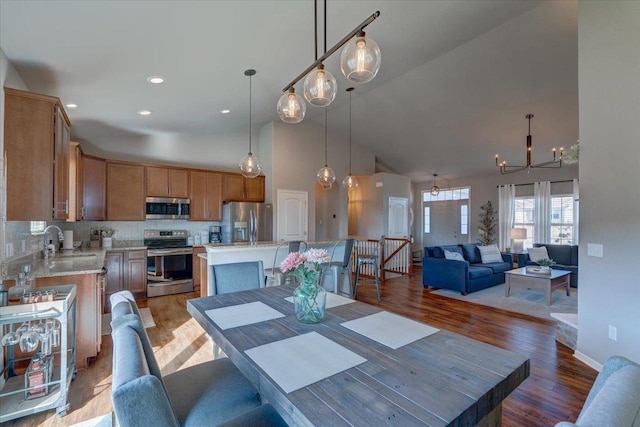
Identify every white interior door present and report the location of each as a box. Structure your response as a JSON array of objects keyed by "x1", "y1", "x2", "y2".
[
  {"x1": 388, "y1": 197, "x2": 409, "y2": 238},
  {"x1": 277, "y1": 190, "x2": 308, "y2": 241}
]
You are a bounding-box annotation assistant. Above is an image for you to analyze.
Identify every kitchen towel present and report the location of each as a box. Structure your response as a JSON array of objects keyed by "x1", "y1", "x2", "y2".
[{"x1": 63, "y1": 230, "x2": 74, "y2": 250}]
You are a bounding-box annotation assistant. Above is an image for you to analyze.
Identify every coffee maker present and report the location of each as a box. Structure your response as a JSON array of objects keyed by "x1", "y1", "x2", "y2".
[{"x1": 209, "y1": 225, "x2": 222, "y2": 243}]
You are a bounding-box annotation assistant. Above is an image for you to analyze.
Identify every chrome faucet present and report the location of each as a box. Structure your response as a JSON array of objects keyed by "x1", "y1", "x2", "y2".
[{"x1": 43, "y1": 225, "x2": 64, "y2": 259}]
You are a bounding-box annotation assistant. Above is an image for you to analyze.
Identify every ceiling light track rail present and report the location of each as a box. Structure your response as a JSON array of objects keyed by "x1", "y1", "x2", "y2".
[{"x1": 281, "y1": 11, "x2": 380, "y2": 93}]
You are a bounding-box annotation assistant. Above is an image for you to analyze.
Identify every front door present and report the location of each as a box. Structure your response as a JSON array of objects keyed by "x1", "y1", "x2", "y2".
[
  {"x1": 424, "y1": 199, "x2": 469, "y2": 246},
  {"x1": 277, "y1": 190, "x2": 308, "y2": 241}
]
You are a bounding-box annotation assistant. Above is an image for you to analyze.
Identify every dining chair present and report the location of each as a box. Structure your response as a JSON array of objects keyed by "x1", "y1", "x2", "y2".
[
  {"x1": 209, "y1": 261, "x2": 265, "y2": 295},
  {"x1": 320, "y1": 239, "x2": 355, "y2": 296},
  {"x1": 354, "y1": 236, "x2": 385, "y2": 302},
  {"x1": 265, "y1": 240, "x2": 308, "y2": 286}
]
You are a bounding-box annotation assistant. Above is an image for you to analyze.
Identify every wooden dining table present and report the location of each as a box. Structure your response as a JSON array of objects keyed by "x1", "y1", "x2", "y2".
[{"x1": 187, "y1": 284, "x2": 529, "y2": 426}]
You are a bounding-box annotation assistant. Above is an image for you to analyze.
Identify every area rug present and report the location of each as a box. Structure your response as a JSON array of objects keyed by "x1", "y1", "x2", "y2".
[
  {"x1": 431, "y1": 283, "x2": 577, "y2": 321},
  {"x1": 101, "y1": 307, "x2": 156, "y2": 335}
]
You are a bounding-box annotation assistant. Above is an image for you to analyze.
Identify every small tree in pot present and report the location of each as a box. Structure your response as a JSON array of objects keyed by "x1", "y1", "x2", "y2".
[{"x1": 478, "y1": 201, "x2": 497, "y2": 246}]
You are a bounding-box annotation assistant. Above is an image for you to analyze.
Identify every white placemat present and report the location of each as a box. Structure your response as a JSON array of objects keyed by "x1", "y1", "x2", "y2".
[
  {"x1": 284, "y1": 292, "x2": 355, "y2": 309},
  {"x1": 245, "y1": 332, "x2": 367, "y2": 393},
  {"x1": 205, "y1": 301, "x2": 285, "y2": 330},
  {"x1": 340, "y1": 311, "x2": 440, "y2": 349}
]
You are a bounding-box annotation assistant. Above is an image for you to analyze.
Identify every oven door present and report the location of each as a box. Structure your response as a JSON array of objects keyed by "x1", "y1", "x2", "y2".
[{"x1": 147, "y1": 247, "x2": 194, "y2": 297}]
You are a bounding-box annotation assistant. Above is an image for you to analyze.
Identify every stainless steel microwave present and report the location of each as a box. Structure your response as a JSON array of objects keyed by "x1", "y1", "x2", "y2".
[{"x1": 145, "y1": 197, "x2": 190, "y2": 220}]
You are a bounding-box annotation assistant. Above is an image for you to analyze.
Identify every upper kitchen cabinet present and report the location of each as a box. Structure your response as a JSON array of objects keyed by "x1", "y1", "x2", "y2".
[
  {"x1": 4, "y1": 87, "x2": 71, "y2": 221},
  {"x1": 222, "y1": 173, "x2": 265, "y2": 202},
  {"x1": 190, "y1": 171, "x2": 222, "y2": 221},
  {"x1": 146, "y1": 166, "x2": 189, "y2": 198},
  {"x1": 80, "y1": 154, "x2": 107, "y2": 221},
  {"x1": 107, "y1": 162, "x2": 145, "y2": 220}
]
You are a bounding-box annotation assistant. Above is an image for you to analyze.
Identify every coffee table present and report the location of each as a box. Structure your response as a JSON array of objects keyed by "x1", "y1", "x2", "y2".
[{"x1": 505, "y1": 267, "x2": 571, "y2": 305}]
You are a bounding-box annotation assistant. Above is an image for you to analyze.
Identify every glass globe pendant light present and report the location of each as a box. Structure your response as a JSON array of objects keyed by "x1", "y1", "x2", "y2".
[
  {"x1": 303, "y1": 64, "x2": 337, "y2": 107},
  {"x1": 277, "y1": 88, "x2": 306, "y2": 123},
  {"x1": 239, "y1": 69, "x2": 262, "y2": 178},
  {"x1": 430, "y1": 174, "x2": 440, "y2": 196},
  {"x1": 342, "y1": 87, "x2": 359, "y2": 191},
  {"x1": 317, "y1": 108, "x2": 336, "y2": 188},
  {"x1": 340, "y1": 30, "x2": 381, "y2": 83}
]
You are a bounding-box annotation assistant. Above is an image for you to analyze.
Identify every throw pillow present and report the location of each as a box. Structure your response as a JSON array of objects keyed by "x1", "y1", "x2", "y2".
[
  {"x1": 478, "y1": 244, "x2": 503, "y2": 264},
  {"x1": 527, "y1": 246, "x2": 550, "y2": 263},
  {"x1": 444, "y1": 250, "x2": 465, "y2": 261}
]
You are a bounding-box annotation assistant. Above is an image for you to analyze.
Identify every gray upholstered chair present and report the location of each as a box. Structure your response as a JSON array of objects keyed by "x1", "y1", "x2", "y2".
[
  {"x1": 109, "y1": 291, "x2": 286, "y2": 427},
  {"x1": 208, "y1": 261, "x2": 265, "y2": 295},
  {"x1": 354, "y1": 236, "x2": 385, "y2": 302},
  {"x1": 320, "y1": 239, "x2": 355, "y2": 296}
]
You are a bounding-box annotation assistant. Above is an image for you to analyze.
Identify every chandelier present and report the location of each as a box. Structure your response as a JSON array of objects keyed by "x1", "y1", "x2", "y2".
[
  {"x1": 342, "y1": 87, "x2": 358, "y2": 191},
  {"x1": 277, "y1": 0, "x2": 381, "y2": 123},
  {"x1": 317, "y1": 108, "x2": 336, "y2": 188},
  {"x1": 238, "y1": 69, "x2": 261, "y2": 178},
  {"x1": 495, "y1": 114, "x2": 563, "y2": 174},
  {"x1": 430, "y1": 174, "x2": 440, "y2": 196}
]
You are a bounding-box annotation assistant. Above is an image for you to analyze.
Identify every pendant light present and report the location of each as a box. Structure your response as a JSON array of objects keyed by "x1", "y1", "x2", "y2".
[
  {"x1": 277, "y1": 88, "x2": 306, "y2": 123},
  {"x1": 430, "y1": 174, "x2": 440, "y2": 196},
  {"x1": 303, "y1": 0, "x2": 337, "y2": 107},
  {"x1": 317, "y1": 107, "x2": 336, "y2": 188},
  {"x1": 239, "y1": 69, "x2": 262, "y2": 178},
  {"x1": 340, "y1": 30, "x2": 381, "y2": 83},
  {"x1": 342, "y1": 87, "x2": 359, "y2": 191}
]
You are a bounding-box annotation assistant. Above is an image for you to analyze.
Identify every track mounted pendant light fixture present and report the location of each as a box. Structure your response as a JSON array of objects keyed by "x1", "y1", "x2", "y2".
[
  {"x1": 430, "y1": 174, "x2": 440, "y2": 196},
  {"x1": 342, "y1": 87, "x2": 359, "y2": 191},
  {"x1": 317, "y1": 108, "x2": 336, "y2": 189},
  {"x1": 495, "y1": 114, "x2": 563, "y2": 174},
  {"x1": 278, "y1": 0, "x2": 380, "y2": 123},
  {"x1": 239, "y1": 69, "x2": 262, "y2": 179}
]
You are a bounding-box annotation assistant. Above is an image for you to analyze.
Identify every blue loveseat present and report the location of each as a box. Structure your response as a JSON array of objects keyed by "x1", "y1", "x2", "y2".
[
  {"x1": 518, "y1": 243, "x2": 579, "y2": 287},
  {"x1": 422, "y1": 243, "x2": 513, "y2": 295}
]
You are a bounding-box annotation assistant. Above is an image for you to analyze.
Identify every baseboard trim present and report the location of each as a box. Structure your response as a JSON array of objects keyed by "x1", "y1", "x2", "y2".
[{"x1": 573, "y1": 350, "x2": 603, "y2": 372}]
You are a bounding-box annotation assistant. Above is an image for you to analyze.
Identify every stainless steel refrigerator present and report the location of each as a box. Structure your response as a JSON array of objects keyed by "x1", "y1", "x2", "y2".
[{"x1": 221, "y1": 202, "x2": 273, "y2": 243}]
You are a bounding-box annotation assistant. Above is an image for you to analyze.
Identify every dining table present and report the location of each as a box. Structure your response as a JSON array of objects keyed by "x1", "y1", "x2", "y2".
[{"x1": 187, "y1": 283, "x2": 529, "y2": 426}]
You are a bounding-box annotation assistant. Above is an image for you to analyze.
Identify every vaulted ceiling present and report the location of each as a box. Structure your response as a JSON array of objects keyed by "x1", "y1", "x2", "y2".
[{"x1": 0, "y1": 0, "x2": 578, "y2": 182}]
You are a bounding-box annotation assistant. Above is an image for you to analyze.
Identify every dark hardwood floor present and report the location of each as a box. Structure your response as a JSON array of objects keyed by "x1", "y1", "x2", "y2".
[{"x1": 6, "y1": 271, "x2": 596, "y2": 426}]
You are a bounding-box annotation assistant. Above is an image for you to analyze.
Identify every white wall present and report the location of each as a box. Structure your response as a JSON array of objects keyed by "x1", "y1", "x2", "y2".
[{"x1": 577, "y1": 1, "x2": 640, "y2": 364}]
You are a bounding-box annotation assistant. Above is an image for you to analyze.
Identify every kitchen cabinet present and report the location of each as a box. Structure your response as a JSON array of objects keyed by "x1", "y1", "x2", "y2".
[
  {"x1": 146, "y1": 166, "x2": 189, "y2": 198},
  {"x1": 105, "y1": 250, "x2": 147, "y2": 311},
  {"x1": 190, "y1": 171, "x2": 222, "y2": 221},
  {"x1": 79, "y1": 154, "x2": 107, "y2": 220},
  {"x1": 222, "y1": 173, "x2": 265, "y2": 202},
  {"x1": 107, "y1": 162, "x2": 145, "y2": 220},
  {"x1": 192, "y1": 246, "x2": 207, "y2": 292},
  {"x1": 4, "y1": 87, "x2": 71, "y2": 221}
]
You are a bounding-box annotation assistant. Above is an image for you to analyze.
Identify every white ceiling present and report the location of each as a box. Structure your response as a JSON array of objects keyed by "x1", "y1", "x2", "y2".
[{"x1": 0, "y1": 0, "x2": 578, "y2": 182}]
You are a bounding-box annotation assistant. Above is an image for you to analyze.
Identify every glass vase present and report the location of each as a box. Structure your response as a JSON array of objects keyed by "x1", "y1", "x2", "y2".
[{"x1": 293, "y1": 278, "x2": 327, "y2": 324}]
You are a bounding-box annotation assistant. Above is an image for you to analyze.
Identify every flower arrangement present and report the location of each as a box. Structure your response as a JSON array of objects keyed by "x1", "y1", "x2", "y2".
[
  {"x1": 537, "y1": 258, "x2": 555, "y2": 267},
  {"x1": 280, "y1": 248, "x2": 331, "y2": 285}
]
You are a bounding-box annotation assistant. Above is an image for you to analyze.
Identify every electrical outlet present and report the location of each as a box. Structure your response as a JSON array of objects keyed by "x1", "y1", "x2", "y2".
[{"x1": 608, "y1": 325, "x2": 617, "y2": 341}]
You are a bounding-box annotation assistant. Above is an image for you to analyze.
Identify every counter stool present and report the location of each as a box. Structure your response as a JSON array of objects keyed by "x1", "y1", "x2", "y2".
[{"x1": 354, "y1": 236, "x2": 384, "y2": 302}]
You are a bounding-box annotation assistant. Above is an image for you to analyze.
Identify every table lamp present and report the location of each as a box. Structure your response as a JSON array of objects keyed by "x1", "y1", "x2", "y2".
[{"x1": 510, "y1": 228, "x2": 527, "y2": 253}]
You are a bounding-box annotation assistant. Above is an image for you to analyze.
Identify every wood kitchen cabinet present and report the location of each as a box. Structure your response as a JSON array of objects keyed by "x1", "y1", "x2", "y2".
[
  {"x1": 147, "y1": 166, "x2": 189, "y2": 198},
  {"x1": 190, "y1": 171, "x2": 222, "y2": 221},
  {"x1": 222, "y1": 173, "x2": 265, "y2": 202},
  {"x1": 105, "y1": 249, "x2": 147, "y2": 311},
  {"x1": 192, "y1": 246, "x2": 207, "y2": 292},
  {"x1": 4, "y1": 87, "x2": 71, "y2": 221},
  {"x1": 107, "y1": 162, "x2": 145, "y2": 220},
  {"x1": 78, "y1": 154, "x2": 107, "y2": 220}
]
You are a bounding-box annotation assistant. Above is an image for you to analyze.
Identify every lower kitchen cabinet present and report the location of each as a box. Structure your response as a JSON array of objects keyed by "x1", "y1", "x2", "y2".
[
  {"x1": 193, "y1": 246, "x2": 206, "y2": 292},
  {"x1": 105, "y1": 249, "x2": 147, "y2": 311}
]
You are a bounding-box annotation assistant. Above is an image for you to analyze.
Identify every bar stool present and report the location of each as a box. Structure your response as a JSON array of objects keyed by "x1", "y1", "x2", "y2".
[{"x1": 354, "y1": 236, "x2": 384, "y2": 302}]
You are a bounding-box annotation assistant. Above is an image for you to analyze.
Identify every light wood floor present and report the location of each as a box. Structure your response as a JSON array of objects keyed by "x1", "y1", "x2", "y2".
[{"x1": 6, "y1": 272, "x2": 597, "y2": 426}]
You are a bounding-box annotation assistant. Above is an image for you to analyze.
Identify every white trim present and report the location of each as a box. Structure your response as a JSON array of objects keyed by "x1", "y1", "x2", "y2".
[{"x1": 573, "y1": 350, "x2": 603, "y2": 372}]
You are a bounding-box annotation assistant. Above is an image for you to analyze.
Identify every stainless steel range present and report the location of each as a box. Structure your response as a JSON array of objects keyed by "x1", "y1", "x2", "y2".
[{"x1": 144, "y1": 230, "x2": 194, "y2": 297}]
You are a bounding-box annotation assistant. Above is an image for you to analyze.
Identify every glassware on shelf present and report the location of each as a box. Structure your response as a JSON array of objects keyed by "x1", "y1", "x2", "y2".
[
  {"x1": 19, "y1": 325, "x2": 40, "y2": 352},
  {"x1": 1, "y1": 324, "x2": 21, "y2": 346}
]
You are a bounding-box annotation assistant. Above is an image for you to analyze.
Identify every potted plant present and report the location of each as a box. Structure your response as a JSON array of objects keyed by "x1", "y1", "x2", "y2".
[
  {"x1": 478, "y1": 201, "x2": 497, "y2": 246},
  {"x1": 537, "y1": 258, "x2": 555, "y2": 272}
]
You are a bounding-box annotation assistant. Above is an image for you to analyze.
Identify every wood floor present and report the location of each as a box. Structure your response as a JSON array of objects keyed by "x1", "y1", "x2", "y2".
[{"x1": 6, "y1": 272, "x2": 597, "y2": 426}]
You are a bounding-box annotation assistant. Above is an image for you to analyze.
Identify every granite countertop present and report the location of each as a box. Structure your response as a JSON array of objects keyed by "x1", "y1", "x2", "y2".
[
  {"x1": 4, "y1": 247, "x2": 108, "y2": 280},
  {"x1": 105, "y1": 239, "x2": 147, "y2": 251},
  {"x1": 204, "y1": 240, "x2": 338, "y2": 251}
]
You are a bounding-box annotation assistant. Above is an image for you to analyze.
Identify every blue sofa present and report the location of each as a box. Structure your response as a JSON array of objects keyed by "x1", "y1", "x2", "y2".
[
  {"x1": 422, "y1": 243, "x2": 513, "y2": 295},
  {"x1": 518, "y1": 243, "x2": 579, "y2": 287}
]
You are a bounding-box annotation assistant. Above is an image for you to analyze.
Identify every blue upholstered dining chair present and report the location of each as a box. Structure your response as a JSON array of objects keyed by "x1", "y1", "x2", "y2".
[
  {"x1": 208, "y1": 261, "x2": 265, "y2": 296},
  {"x1": 354, "y1": 236, "x2": 385, "y2": 302},
  {"x1": 320, "y1": 238, "x2": 355, "y2": 296}
]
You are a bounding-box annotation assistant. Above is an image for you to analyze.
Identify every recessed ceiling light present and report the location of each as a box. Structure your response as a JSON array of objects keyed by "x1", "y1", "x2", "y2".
[
  {"x1": 138, "y1": 109, "x2": 152, "y2": 116},
  {"x1": 66, "y1": 103, "x2": 78, "y2": 108},
  {"x1": 147, "y1": 76, "x2": 165, "y2": 84},
  {"x1": 220, "y1": 109, "x2": 231, "y2": 114}
]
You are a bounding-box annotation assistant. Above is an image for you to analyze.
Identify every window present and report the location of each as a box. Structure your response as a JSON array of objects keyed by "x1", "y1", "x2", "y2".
[
  {"x1": 423, "y1": 187, "x2": 470, "y2": 202},
  {"x1": 460, "y1": 204, "x2": 468, "y2": 235},
  {"x1": 30, "y1": 221, "x2": 46, "y2": 234},
  {"x1": 424, "y1": 206, "x2": 431, "y2": 233},
  {"x1": 513, "y1": 197, "x2": 535, "y2": 249},
  {"x1": 550, "y1": 195, "x2": 574, "y2": 244}
]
